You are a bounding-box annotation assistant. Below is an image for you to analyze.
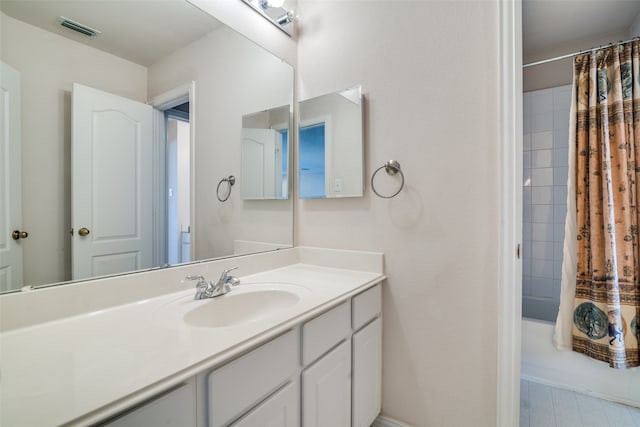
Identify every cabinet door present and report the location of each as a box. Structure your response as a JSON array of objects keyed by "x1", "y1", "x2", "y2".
[
  {"x1": 352, "y1": 318, "x2": 382, "y2": 427},
  {"x1": 302, "y1": 340, "x2": 351, "y2": 427},
  {"x1": 231, "y1": 381, "x2": 299, "y2": 427},
  {"x1": 100, "y1": 381, "x2": 195, "y2": 427}
]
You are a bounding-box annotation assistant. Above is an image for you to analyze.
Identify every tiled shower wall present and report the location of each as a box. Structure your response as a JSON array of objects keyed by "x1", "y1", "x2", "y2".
[{"x1": 522, "y1": 84, "x2": 572, "y2": 322}]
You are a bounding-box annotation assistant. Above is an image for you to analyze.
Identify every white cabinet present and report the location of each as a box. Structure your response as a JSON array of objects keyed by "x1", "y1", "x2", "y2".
[
  {"x1": 300, "y1": 282, "x2": 382, "y2": 427},
  {"x1": 205, "y1": 330, "x2": 298, "y2": 427},
  {"x1": 100, "y1": 283, "x2": 382, "y2": 427},
  {"x1": 302, "y1": 301, "x2": 350, "y2": 365},
  {"x1": 302, "y1": 340, "x2": 352, "y2": 427},
  {"x1": 100, "y1": 380, "x2": 196, "y2": 427},
  {"x1": 352, "y1": 317, "x2": 382, "y2": 427},
  {"x1": 231, "y1": 381, "x2": 299, "y2": 427},
  {"x1": 351, "y1": 284, "x2": 383, "y2": 426}
]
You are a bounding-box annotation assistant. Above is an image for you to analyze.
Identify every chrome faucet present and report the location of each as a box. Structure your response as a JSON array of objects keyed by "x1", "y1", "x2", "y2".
[{"x1": 185, "y1": 267, "x2": 240, "y2": 300}]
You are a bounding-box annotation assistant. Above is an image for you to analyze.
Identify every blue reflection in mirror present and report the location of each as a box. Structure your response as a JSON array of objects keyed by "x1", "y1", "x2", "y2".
[{"x1": 299, "y1": 123, "x2": 326, "y2": 198}]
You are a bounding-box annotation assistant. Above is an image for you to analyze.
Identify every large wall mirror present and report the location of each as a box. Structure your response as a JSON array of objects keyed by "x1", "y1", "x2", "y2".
[
  {"x1": 0, "y1": 0, "x2": 293, "y2": 294},
  {"x1": 298, "y1": 85, "x2": 364, "y2": 199}
]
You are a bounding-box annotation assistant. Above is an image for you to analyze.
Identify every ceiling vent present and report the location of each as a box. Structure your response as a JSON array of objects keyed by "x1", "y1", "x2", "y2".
[{"x1": 58, "y1": 16, "x2": 101, "y2": 37}]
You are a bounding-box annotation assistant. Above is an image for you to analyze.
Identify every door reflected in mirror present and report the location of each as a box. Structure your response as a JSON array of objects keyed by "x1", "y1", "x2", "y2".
[
  {"x1": 298, "y1": 85, "x2": 364, "y2": 199},
  {"x1": 241, "y1": 105, "x2": 291, "y2": 200},
  {"x1": 0, "y1": 0, "x2": 293, "y2": 293}
]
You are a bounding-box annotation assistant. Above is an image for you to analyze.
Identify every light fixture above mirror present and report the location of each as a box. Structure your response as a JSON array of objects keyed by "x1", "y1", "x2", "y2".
[{"x1": 241, "y1": 0, "x2": 295, "y2": 36}]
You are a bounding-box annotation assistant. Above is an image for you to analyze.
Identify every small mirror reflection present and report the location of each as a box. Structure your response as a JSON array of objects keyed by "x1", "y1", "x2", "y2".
[
  {"x1": 298, "y1": 85, "x2": 364, "y2": 199},
  {"x1": 241, "y1": 105, "x2": 291, "y2": 200}
]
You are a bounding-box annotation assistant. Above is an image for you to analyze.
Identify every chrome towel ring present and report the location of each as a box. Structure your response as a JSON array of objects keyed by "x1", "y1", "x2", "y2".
[
  {"x1": 371, "y1": 160, "x2": 405, "y2": 198},
  {"x1": 216, "y1": 175, "x2": 236, "y2": 202}
]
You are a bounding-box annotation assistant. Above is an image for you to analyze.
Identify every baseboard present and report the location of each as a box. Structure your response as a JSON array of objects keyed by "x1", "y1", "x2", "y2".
[{"x1": 372, "y1": 415, "x2": 414, "y2": 427}]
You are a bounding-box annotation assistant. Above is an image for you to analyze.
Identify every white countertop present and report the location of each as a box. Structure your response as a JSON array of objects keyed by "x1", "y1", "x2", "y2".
[{"x1": 0, "y1": 249, "x2": 384, "y2": 427}]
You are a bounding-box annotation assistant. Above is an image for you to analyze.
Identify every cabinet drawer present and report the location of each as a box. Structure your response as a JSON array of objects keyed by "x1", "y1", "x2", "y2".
[
  {"x1": 352, "y1": 283, "x2": 381, "y2": 331},
  {"x1": 302, "y1": 302, "x2": 350, "y2": 366},
  {"x1": 207, "y1": 330, "x2": 298, "y2": 427},
  {"x1": 99, "y1": 380, "x2": 196, "y2": 427},
  {"x1": 231, "y1": 381, "x2": 299, "y2": 427}
]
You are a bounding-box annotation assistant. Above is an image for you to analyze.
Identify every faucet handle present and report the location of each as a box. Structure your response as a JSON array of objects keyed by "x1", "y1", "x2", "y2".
[
  {"x1": 185, "y1": 275, "x2": 208, "y2": 289},
  {"x1": 218, "y1": 267, "x2": 238, "y2": 280}
]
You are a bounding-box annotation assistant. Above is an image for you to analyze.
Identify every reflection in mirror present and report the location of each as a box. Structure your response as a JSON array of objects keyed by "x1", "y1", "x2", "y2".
[
  {"x1": 298, "y1": 85, "x2": 364, "y2": 199},
  {"x1": 241, "y1": 105, "x2": 290, "y2": 200},
  {"x1": 0, "y1": 0, "x2": 293, "y2": 293}
]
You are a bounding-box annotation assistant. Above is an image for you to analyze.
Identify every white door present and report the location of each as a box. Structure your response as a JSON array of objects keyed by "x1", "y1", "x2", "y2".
[
  {"x1": 72, "y1": 83, "x2": 153, "y2": 280},
  {"x1": 0, "y1": 62, "x2": 23, "y2": 292},
  {"x1": 302, "y1": 340, "x2": 351, "y2": 427},
  {"x1": 241, "y1": 128, "x2": 280, "y2": 199}
]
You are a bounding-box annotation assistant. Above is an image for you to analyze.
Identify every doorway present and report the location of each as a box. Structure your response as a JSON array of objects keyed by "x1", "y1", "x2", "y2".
[
  {"x1": 150, "y1": 82, "x2": 196, "y2": 267},
  {"x1": 165, "y1": 103, "x2": 191, "y2": 265}
]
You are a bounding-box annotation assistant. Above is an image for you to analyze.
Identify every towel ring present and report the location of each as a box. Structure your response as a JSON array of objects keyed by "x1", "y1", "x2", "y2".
[
  {"x1": 371, "y1": 160, "x2": 405, "y2": 198},
  {"x1": 216, "y1": 175, "x2": 236, "y2": 202}
]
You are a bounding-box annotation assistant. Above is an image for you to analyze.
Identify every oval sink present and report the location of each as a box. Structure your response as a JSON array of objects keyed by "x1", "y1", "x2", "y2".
[{"x1": 183, "y1": 288, "x2": 302, "y2": 328}]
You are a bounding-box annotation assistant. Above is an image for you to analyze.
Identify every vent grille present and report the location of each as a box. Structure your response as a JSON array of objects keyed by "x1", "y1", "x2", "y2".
[{"x1": 58, "y1": 16, "x2": 100, "y2": 37}]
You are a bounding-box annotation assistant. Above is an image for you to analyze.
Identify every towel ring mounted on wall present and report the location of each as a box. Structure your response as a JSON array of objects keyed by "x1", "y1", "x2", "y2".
[
  {"x1": 371, "y1": 160, "x2": 405, "y2": 198},
  {"x1": 216, "y1": 175, "x2": 236, "y2": 202}
]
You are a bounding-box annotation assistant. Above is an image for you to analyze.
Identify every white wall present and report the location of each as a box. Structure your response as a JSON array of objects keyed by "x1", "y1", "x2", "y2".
[
  {"x1": 147, "y1": 25, "x2": 294, "y2": 260},
  {"x1": 296, "y1": 2, "x2": 500, "y2": 426},
  {"x1": 630, "y1": 12, "x2": 640, "y2": 38},
  {"x1": 0, "y1": 13, "x2": 147, "y2": 287},
  {"x1": 188, "y1": 0, "x2": 297, "y2": 66}
]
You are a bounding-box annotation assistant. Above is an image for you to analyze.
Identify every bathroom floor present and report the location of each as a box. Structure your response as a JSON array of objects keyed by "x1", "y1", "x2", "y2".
[{"x1": 520, "y1": 379, "x2": 640, "y2": 427}]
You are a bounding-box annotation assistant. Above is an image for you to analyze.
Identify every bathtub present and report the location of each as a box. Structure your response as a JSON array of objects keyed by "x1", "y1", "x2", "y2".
[{"x1": 521, "y1": 318, "x2": 640, "y2": 407}]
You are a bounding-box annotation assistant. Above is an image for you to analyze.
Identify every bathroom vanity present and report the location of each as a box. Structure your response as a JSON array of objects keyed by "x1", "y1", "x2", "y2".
[{"x1": 0, "y1": 247, "x2": 384, "y2": 427}]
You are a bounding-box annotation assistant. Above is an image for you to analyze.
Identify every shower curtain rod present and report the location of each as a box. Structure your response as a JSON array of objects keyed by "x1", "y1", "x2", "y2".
[{"x1": 523, "y1": 36, "x2": 640, "y2": 69}]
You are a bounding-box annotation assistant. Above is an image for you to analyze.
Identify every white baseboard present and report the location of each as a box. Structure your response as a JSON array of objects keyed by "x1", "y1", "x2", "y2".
[{"x1": 372, "y1": 415, "x2": 414, "y2": 427}]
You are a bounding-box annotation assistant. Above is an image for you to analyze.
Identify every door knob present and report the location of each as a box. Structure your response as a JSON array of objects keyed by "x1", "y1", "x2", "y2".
[
  {"x1": 78, "y1": 227, "x2": 90, "y2": 237},
  {"x1": 11, "y1": 230, "x2": 28, "y2": 240}
]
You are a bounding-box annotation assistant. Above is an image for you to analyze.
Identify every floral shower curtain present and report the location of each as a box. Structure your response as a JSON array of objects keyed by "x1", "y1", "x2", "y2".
[{"x1": 569, "y1": 40, "x2": 640, "y2": 369}]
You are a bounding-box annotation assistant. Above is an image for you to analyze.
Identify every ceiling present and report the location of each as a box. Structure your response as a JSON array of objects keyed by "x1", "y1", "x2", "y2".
[
  {"x1": 0, "y1": 0, "x2": 223, "y2": 67},
  {"x1": 5, "y1": 1, "x2": 640, "y2": 70},
  {"x1": 523, "y1": 0, "x2": 640, "y2": 58}
]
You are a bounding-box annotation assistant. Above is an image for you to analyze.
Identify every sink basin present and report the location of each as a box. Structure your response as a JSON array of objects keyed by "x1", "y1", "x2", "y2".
[{"x1": 183, "y1": 285, "x2": 307, "y2": 328}]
